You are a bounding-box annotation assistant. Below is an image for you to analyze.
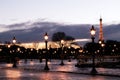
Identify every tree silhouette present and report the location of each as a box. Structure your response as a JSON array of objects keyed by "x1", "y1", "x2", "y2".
[{"x1": 52, "y1": 32, "x2": 74, "y2": 41}]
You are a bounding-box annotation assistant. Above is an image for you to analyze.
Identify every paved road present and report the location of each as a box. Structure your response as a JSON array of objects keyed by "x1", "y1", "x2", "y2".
[{"x1": 0, "y1": 59, "x2": 120, "y2": 80}]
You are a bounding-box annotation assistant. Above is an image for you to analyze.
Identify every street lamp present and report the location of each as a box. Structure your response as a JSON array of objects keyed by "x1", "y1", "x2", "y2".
[
  {"x1": 12, "y1": 36, "x2": 17, "y2": 68},
  {"x1": 101, "y1": 43, "x2": 105, "y2": 47},
  {"x1": 68, "y1": 46, "x2": 72, "y2": 62},
  {"x1": 90, "y1": 25, "x2": 98, "y2": 75},
  {"x1": 60, "y1": 39, "x2": 64, "y2": 65},
  {"x1": 13, "y1": 37, "x2": 16, "y2": 44},
  {"x1": 44, "y1": 32, "x2": 49, "y2": 70}
]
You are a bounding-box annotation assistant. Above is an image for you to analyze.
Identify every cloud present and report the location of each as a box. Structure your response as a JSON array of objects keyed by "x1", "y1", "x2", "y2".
[
  {"x1": 0, "y1": 25, "x2": 10, "y2": 32},
  {"x1": 0, "y1": 20, "x2": 120, "y2": 43}
]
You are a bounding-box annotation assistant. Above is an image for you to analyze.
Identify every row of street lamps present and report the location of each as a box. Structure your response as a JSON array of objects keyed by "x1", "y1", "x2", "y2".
[
  {"x1": 43, "y1": 25, "x2": 98, "y2": 74},
  {"x1": 44, "y1": 33, "x2": 65, "y2": 70},
  {"x1": 11, "y1": 25, "x2": 98, "y2": 74}
]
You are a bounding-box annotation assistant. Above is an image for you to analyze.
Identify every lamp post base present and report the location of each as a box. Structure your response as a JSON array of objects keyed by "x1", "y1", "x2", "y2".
[
  {"x1": 90, "y1": 68, "x2": 98, "y2": 75},
  {"x1": 24, "y1": 59, "x2": 27, "y2": 63},
  {"x1": 68, "y1": 59, "x2": 71, "y2": 62},
  {"x1": 39, "y1": 59, "x2": 42, "y2": 63},
  {"x1": 12, "y1": 58, "x2": 17, "y2": 68},
  {"x1": 44, "y1": 65, "x2": 49, "y2": 71},
  {"x1": 60, "y1": 60, "x2": 64, "y2": 66},
  {"x1": 12, "y1": 63, "x2": 17, "y2": 68}
]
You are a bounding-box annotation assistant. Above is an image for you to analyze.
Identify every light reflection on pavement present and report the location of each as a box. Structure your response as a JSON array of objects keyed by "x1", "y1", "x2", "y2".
[
  {"x1": 0, "y1": 69, "x2": 120, "y2": 80},
  {"x1": 0, "y1": 59, "x2": 120, "y2": 80}
]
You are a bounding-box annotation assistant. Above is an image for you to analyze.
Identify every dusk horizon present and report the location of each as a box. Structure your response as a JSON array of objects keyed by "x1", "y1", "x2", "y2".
[{"x1": 0, "y1": 19, "x2": 120, "y2": 44}]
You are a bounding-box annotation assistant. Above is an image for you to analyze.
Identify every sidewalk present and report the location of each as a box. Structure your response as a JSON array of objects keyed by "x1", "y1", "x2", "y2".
[
  {"x1": 16, "y1": 60, "x2": 120, "y2": 77},
  {"x1": 0, "y1": 59, "x2": 120, "y2": 78}
]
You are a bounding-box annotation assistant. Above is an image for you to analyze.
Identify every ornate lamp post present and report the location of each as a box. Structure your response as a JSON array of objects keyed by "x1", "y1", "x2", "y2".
[
  {"x1": 68, "y1": 46, "x2": 71, "y2": 62},
  {"x1": 12, "y1": 36, "x2": 17, "y2": 68},
  {"x1": 90, "y1": 25, "x2": 98, "y2": 74},
  {"x1": 60, "y1": 39, "x2": 64, "y2": 65},
  {"x1": 44, "y1": 32, "x2": 49, "y2": 70}
]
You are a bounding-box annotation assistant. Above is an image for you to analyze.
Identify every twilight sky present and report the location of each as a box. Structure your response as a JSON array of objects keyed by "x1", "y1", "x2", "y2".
[{"x1": 0, "y1": 0, "x2": 120, "y2": 25}]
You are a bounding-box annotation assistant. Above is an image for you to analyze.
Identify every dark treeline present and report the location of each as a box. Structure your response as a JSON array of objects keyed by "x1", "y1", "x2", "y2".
[
  {"x1": 0, "y1": 44, "x2": 80, "y2": 63},
  {"x1": 83, "y1": 40, "x2": 120, "y2": 55},
  {"x1": 0, "y1": 40, "x2": 119, "y2": 63}
]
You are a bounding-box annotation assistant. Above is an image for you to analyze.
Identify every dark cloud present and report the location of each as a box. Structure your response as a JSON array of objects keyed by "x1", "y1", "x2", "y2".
[{"x1": 0, "y1": 21, "x2": 120, "y2": 43}]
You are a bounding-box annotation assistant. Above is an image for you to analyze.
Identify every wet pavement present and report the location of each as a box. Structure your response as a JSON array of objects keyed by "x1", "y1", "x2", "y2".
[{"x1": 0, "y1": 59, "x2": 120, "y2": 80}]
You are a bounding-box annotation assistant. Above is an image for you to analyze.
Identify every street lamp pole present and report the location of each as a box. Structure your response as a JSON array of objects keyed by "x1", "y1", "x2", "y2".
[
  {"x1": 12, "y1": 36, "x2": 17, "y2": 68},
  {"x1": 44, "y1": 32, "x2": 49, "y2": 70},
  {"x1": 90, "y1": 25, "x2": 98, "y2": 75},
  {"x1": 60, "y1": 39, "x2": 64, "y2": 65}
]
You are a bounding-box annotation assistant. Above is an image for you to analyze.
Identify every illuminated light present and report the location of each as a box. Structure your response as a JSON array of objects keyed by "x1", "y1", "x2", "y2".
[
  {"x1": 12, "y1": 37, "x2": 16, "y2": 44},
  {"x1": 17, "y1": 41, "x2": 82, "y2": 49},
  {"x1": 68, "y1": 46, "x2": 71, "y2": 49},
  {"x1": 65, "y1": 51, "x2": 67, "y2": 53},
  {"x1": 79, "y1": 49, "x2": 83, "y2": 53},
  {"x1": 10, "y1": 51, "x2": 12, "y2": 53},
  {"x1": 44, "y1": 32, "x2": 48, "y2": 41},
  {"x1": 97, "y1": 50, "x2": 100, "y2": 53},
  {"x1": 61, "y1": 39, "x2": 64, "y2": 44},
  {"x1": 0, "y1": 49, "x2": 2, "y2": 51},
  {"x1": 31, "y1": 48, "x2": 33, "y2": 51},
  {"x1": 114, "y1": 44, "x2": 116, "y2": 47},
  {"x1": 90, "y1": 25, "x2": 96, "y2": 36},
  {"x1": 44, "y1": 36, "x2": 48, "y2": 40},
  {"x1": 13, "y1": 40, "x2": 16, "y2": 44},
  {"x1": 112, "y1": 49, "x2": 115, "y2": 52},
  {"x1": 99, "y1": 41, "x2": 102, "y2": 44},
  {"x1": 101, "y1": 44, "x2": 105, "y2": 47},
  {"x1": 8, "y1": 45, "x2": 11, "y2": 48},
  {"x1": 17, "y1": 48, "x2": 20, "y2": 51},
  {"x1": 12, "y1": 50, "x2": 15, "y2": 52}
]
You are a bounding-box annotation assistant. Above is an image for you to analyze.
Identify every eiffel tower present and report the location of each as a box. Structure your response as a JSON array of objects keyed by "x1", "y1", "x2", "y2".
[{"x1": 99, "y1": 18, "x2": 104, "y2": 44}]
